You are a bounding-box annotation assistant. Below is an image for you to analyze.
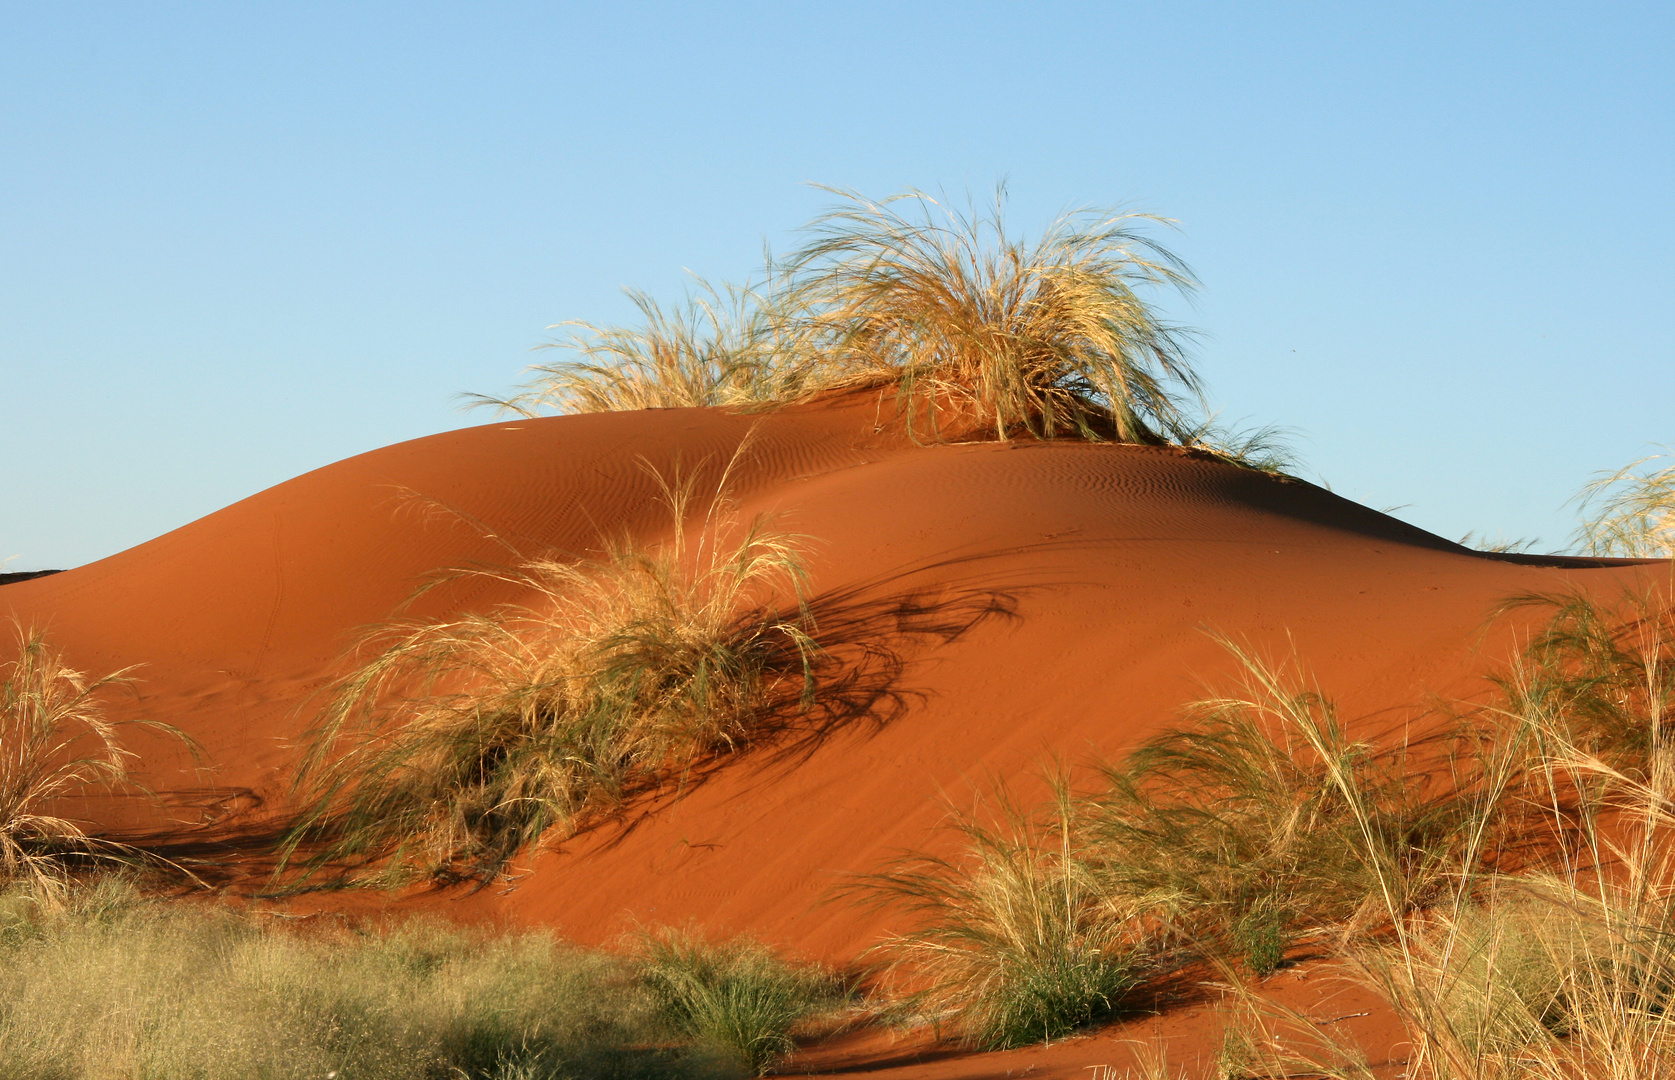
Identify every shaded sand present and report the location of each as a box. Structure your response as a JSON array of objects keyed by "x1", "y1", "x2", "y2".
[{"x1": 3, "y1": 391, "x2": 1666, "y2": 1075}]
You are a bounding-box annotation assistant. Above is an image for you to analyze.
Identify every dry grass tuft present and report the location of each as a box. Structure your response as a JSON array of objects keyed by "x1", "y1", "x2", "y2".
[
  {"x1": 283, "y1": 464, "x2": 818, "y2": 886},
  {"x1": 849, "y1": 781, "x2": 1148, "y2": 1050},
  {"x1": 469, "y1": 276, "x2": 814, "y2": 416},
  {"x1": 475, "y1": 186, "x2": 1227, "y2": 454},
  {"x1": 787, "y1": 186, "x2": 1201, "y2": 443},
  {"x1": 636, "y1": 926, "x2": 849, "y2": 1076},
  {"x1": 0, "y1": 626, "x2": 187, "y2": 900},
  {"x1": 1575, "y1": 451, "x2": 1675, "y2": 557},
  {"x1": 1085, "y1": 646, "x2": 1477, "y2": 976}
]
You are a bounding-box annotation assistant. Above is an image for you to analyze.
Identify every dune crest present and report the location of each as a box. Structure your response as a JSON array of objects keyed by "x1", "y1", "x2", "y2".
[{"x1": 2, "y1": 393, "x2": 1657, "y2": 958}]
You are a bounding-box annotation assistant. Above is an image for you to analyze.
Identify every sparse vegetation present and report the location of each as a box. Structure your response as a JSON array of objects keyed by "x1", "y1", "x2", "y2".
[
  {"x1": 1083, "y1": 647, "x2": 1478, "y2": 977},
  {"x1": 0, "y1": 626, "x2": 189, "y2": 900},
  {"x1": 283, "y1": 465, "x2": 817, "y2": 885},
  {"x1": 471, "y1": 277, "x2": 812, "y2": 416},
  {"x1": 856, "y1": 591, "x2": 1675, "y2": 1067}
]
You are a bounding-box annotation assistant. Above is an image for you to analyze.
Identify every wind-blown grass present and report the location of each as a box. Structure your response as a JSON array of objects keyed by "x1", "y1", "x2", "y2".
[
  {"x1": 1495, "y1": 587, "x2": 1674, "y2": 767},
  {"x1": 1085, "y1": 645, "x2": 1489, "y2": 977},
  {"x1": 1575, "y1": 451, "x2": 1675, "y2": 557},
  {"x1": 283, "y1": 467, "x2": 818, "y2": 886},
  {"x1": 1208, "y1": 591, "x2": 1675, "y2": 1079},
  {"x1": 0, "y1": 626, "x2": 189, "y2": 900},
  {"x1": 474, "y1": 185, "x2": 1224, "y2": 453},
  {"x1": 470, "y1": 276, "x2": 813, "y2": 416},
  {"x1": 786, "y1": 186, "x2": 1202, "y2": 443},
  {"x1": 849, "y1": 782, "x2": 1149, "y2": 1050}
]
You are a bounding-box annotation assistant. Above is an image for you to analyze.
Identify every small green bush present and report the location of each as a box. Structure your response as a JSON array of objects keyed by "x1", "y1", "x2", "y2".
[{"x1": 637, "y1": 928, "x2": 846, "y2": 1075}]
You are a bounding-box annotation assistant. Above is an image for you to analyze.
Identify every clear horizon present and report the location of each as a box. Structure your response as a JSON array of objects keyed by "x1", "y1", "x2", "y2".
[{"x1": 3, "y1": 2, "x2": 1670, "y2": 571}]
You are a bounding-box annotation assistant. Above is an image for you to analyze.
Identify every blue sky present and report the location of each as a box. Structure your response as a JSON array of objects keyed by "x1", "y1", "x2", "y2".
[{"x1": 3, "y1": 2, "x2": 1670, "y2": 570}]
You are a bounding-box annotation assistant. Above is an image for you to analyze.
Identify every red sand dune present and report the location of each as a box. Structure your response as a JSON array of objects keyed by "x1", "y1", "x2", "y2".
[{"x1": 2, "y1": 392, "x2": 1663, "y2": 981}]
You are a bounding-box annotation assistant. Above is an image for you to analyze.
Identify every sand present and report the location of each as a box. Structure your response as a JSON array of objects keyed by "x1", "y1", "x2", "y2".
[{"x1": 3, "y1": 389, "x2": 1662, "y2": 1076}]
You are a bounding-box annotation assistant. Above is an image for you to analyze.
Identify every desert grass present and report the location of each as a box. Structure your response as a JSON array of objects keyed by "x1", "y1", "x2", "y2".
[
  {"x1": 471, "y1": 276, "x2": 814, "y2": 416},
  {"x1": 636, "y1": 926, "x2": 850, "y2": 1075},
  {"x1": 480, "y1": 185, "x2": 1217, "y2": 451},
  {"x1": 284, "y1": 465, "x2": 817, "y2": 885},
  {"x1": 1575, "y1": 450, "x2": 1675, "y2": 557},
  {"x1": 1174, "y1": 419, "x2": 1300, "y2": 478},
  {"x1": 849, "y1": 781, "x2": 1150, "y2": 1050},
  {"x1": 0, "y1": 875, "x2": 826, "y2": 1080},
  {"x1": 1084, "y1": 645, "x2": 1489, "y2": 978},
  {"x1": 1495, "y1": 586, "x2": 1674, "y2": 766},
  {"x1": 1205, "y1": 592, "x2": 1675, "y2": 1078},
  {"x1": 785, "y1": 186, "x2": 1202, "y2": 443},
  {"x1": 0, "y1": 625, "x2": 191, "y2": 900}
]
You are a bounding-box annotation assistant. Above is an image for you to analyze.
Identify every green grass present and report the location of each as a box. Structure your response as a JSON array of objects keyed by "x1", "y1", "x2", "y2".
[
  {"x1": 0, "y1": 877, "x2": 845, "y2": 1080},
  {"x1": 636, "y1": 927, "x2": 850, "y2": 1075},
  {"x1": 284, "y1": 463, "x2": 818, "y2": 886}
]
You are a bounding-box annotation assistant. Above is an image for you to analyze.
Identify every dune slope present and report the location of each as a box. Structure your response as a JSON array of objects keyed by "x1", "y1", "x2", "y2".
[{"x1": 2, "y1": 392, "x2": 1659, "y2": 961}]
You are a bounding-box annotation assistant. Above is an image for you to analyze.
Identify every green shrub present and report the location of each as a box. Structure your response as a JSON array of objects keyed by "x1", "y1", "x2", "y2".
[{"x1": 637, "y1": 927, "x2": 846, "y2": 1075}]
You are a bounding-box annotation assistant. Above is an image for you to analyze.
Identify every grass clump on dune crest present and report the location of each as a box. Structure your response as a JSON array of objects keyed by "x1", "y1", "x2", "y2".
[
  {"x1": 1575, "y1": 451, "x2": 1675, "y2": 557},
  {"x1": 477, "y1": 185, "x2": 1233, "y2": 454},
  {"x1": 470, "y1": 277, "x2": 814, "y2": 416},
  {"x1": 850, "y1": 782, "x2": 1149, "y2": 1050},
  {"x1": 0, "y1": 626, "x2": 191, "y2": 900},
  {"x1": 786, "y1": 185, "x2": 1201, "y2": 443},
  {"x1": 284, "y1": 466, "x2": 818, "y2": 886}
]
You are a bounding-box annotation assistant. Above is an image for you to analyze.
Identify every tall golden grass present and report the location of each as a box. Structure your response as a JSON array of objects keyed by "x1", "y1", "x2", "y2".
[
  {"x1": 0, "y1": 626, "x2": 186, "y2": 900},
  {"x1": 476, "y1": 186, "x2": 1225, "y2": 453},
  {"x1": 785, "y1": 186, "x2": 1201, "y2": 442},
  {"x1": 1576, "y1": 451, "x2": 1675, "y2": 557},
  {"x1": 283, "y1": 465, "x2": 817, "y2": 885},
  {"x1": 857, "y1": 590, "x2": 1675, "y2": 1071},
  {"x1": 471, "y1": 276, "x2": 814, "y2": 416}
]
